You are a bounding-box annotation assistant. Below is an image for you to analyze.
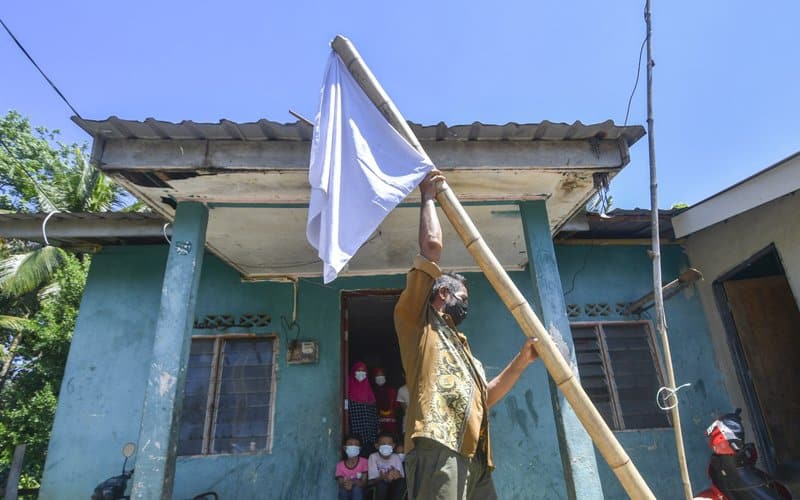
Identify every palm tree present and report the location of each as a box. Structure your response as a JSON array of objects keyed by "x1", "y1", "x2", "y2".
[{"x1": 0, "y1": 111, "x2": 129, "y2": 391}]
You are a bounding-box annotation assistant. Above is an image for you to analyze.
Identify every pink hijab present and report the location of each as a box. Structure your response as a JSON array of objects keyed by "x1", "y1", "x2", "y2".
[{"x1": 348, "y1": 361, "x2": 375, "y2": 404}]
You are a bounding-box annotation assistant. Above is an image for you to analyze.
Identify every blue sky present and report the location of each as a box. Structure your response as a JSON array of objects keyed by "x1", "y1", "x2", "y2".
[{"x1": 1, "y1": 1, "x2": 798, "y2": 209}]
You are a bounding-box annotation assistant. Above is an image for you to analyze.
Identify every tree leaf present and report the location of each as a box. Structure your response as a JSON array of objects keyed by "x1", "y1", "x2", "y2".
[{"x1": 0, "y1": 246, "x2": 66, "y2": 297}]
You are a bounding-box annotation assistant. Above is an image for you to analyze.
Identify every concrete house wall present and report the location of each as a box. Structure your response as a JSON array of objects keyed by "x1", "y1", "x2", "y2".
[
  {"x1": 555, "y1": 243, "x2": 731, "y2": 498},
  {"x1": 681, "y1": 192, "x2": 800, "y2": 462},
  {"x1": 40, "y1": 239, "x2": 730, "y2": 498}
]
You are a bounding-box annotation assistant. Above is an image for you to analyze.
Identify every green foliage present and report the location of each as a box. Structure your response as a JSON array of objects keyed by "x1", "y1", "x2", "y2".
[
  {"x1": 0, "y1": 110, "x2": 136, "y2": 486},
  {"x1": 0, "y1": 111, "x2": 124, "y2": 213},
  {"x1": 671, "y1": 202, "x2": 689, "y2": 210},
  {"x1": 0, "y1": 246, "x2": 66, "y2": 297},
  {"x1": 0, "y1": 254, "x2": 87, "y2": 481}
]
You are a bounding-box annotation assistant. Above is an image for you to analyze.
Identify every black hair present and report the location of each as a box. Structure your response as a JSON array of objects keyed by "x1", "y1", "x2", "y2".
[
  {"x1": 341, "y1": 433, "x2": 363, "y2": 460},
  {"x1": 375, "y1": 431, "x2": 396, "y2": 444},
  {"x1": 343, "y1": 433, "x2": 362, "y2": 446},
  {"x1": 430, "y1": 272, "x2": 467, "y2": 304}
]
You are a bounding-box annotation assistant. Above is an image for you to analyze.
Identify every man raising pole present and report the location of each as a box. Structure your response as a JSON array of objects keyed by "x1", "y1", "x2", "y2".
[{"x1": 394, "y1": 169, "x2": 539, "y2": 499}]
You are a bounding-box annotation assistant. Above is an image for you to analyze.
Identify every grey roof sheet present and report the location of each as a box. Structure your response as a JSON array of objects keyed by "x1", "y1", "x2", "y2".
[
  {"x1": 557, "y1": 208, "x2": 678, "y2": 240},
  {"x1": 72, "y1": 117, "x2": 646, "y2": 146},
  {"x1": 1, "y1": 210, "x2": 673, "y2": 244},
  {"x1": 0, "y1": 211, "x2": 165, "y2": 223}
]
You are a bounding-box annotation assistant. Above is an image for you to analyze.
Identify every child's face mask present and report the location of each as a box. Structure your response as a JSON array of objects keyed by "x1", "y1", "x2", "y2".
[
  {"x1": 378, "y1": 444, "x2": 394, "y2": 457},
  {"x1": 344, "y1": 445, "x2": 361, "y2": 458},
  {"x1": 375, "y1": 376, "x2": 386, "y2": 386},
  {"x1": 354, "y1": 371, "x2": 367, "y2": 382}
]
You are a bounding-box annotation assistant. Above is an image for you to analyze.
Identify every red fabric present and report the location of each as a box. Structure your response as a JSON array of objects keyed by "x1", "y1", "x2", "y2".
[
  {"x1": 375, "y1": 385, "x2": 398, "y2": 433},
  {"x1": 693, "y1": 486, "x2": 725, "y2": 500},
  {"x1": 348, "y1": 361, "x2": 375, "y2": 404}
]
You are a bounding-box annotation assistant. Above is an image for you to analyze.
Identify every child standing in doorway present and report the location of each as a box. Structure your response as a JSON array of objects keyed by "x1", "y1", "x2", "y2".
[
  {"x1": 335, "y1": 435, "x2": 368, "y2": 500},
  {"x1": 368, "y1": 432, "x2": 406, "y2": 500}
]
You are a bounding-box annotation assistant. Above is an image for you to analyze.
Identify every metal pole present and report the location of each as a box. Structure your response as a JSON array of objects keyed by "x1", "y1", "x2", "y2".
[
  {"x1": 644, "y1": 3, "x2": 693, "y2": 498},
  {"x1": 331, "y1": 35, "x2": 655, "y2": 499}
]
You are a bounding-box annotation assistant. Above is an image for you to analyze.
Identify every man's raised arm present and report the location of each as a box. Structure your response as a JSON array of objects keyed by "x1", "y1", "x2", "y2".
[
  {"x1": 395, "y1": 171, "x2": 446, "y2": 329},
  {"x1": 418, "y1": 170, "x2": 445, "y2": 263}
]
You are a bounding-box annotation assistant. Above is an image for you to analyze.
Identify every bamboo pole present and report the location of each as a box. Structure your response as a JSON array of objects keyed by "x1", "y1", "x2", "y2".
[
  {"x1": 331, "y1": 35, "x2": 655, "y2": 499},
  {"x1": 644, "y1": 2, "x2": 693, "y2": 498}
]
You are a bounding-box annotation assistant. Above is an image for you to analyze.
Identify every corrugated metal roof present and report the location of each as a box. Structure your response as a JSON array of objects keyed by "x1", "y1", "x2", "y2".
[
  {"x1": 72, "y1": 117, "x2": 646, "y2": 146},
  {"x1": 0, "y1": 211, "x2": 165, "y2": 223},
  {"x1": 0, "y1": 212, "x2": 168, "y2": 247},
  {"x1": 0, "y1": 210, "x2": 674, "y2": 245},
  {"x1": 556, "y1": 208, "x2": 678, "y2": 240}
]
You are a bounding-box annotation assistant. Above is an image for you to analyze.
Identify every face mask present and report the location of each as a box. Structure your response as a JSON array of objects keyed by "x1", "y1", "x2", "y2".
[
  {"x1": 375, "y1": 376, "x2": 386, "y2": 386},
  {"x1": 397, "y1": 453, "x2": 405, "y2": 461},
  {"x1": 354, "y1": 371, "x2": 367, "y2": 382},
  {"x1": 378, "y1": 444, "x2": 394, "y2": 457},
  {"x1": 344, "y1": 445, "x2": 360, "y2": 458},
  {"x1": 444, "y1": 294, "x2": 468, "y2": 326}
]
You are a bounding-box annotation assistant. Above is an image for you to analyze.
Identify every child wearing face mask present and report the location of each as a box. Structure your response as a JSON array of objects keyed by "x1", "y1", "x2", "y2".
[
  {"x1": 335, "y1": 435, "x2": 368, "y2": 500},
  {"x1": 368, "y1": 432, "x2": 406, "y2": 500},
  {"x1": 372, "y1": 367, "x2": 399, "y2": 435},
  {"x1": 348, "y1": 361, "x2": 378, "y2": 456}
]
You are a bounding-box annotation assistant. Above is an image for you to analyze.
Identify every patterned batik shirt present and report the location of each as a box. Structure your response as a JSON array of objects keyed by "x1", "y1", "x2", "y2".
[{"x1": 394, "y1": 255, "x2": 492, "y2": 468}]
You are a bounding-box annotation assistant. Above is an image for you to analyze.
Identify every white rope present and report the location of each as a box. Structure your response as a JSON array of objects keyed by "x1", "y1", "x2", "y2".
[
  {"x1": 42, "y1": 210, "x2": 60, "y2": 246},
  {"x1": 162, "y1": 223, "x2": 171, "y2": 245},
  {"x1": 657, "y1": 382, "x2": 691, "y2": 411}
]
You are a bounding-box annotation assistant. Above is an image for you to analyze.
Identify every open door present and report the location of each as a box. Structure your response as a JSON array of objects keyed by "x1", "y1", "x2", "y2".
[
  {"x1": 716, "y1": 245, "x2": 800, "y2": 477},
  {"x1": 341, "y1": 290, "x2": 403, "y2": 454}
]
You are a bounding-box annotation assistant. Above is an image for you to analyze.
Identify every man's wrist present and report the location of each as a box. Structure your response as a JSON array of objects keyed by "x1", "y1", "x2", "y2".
[{"x1": 514, "y1": 351, "x2": 531, "y2": 368}]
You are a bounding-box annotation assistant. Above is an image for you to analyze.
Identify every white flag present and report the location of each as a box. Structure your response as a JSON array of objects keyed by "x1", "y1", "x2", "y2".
[{"x1": 306, "y1": 51, "x2": 434, "y2": 283}]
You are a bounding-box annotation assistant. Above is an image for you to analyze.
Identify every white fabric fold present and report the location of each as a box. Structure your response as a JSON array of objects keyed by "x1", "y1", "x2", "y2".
[{"x1": 306, "y1": 51, "x2": 434, "y2": 283}]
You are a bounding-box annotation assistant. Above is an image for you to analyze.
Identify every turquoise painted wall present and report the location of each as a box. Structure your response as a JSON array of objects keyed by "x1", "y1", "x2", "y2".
[
  {"x1": 555, "y1": 243, "x2": 732, "y2": 498},
  {"x1": 40, "y1": 242, "x2": 729, "y2": 499}
]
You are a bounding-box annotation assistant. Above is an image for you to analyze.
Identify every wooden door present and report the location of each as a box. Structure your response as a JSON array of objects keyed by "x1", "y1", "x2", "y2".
[{"x1": 724, "y1": 276, "x2": 800, "y2": 464}]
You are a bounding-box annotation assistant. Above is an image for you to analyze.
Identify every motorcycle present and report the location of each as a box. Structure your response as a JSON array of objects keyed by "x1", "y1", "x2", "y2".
[
  {"x1": 91, "y1": 442, "x2": 218, "y2": 500},
  {"x1": 91, "y1": 442, "x2": 136, "y2": 500},
  {"x1": 694, "y1": 409, "x2": 792, "y2": 499}
]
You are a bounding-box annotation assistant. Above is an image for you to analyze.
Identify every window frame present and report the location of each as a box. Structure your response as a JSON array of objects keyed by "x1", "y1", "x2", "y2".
[
  {"x1": 180, "y1": 333, "x2": 279, "y2": 457},
  {"x1": 570, "y1": 320, "x2": 671, "y2": 431}
]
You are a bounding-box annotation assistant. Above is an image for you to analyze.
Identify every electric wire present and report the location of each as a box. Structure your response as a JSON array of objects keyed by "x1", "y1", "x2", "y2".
[
  {"x1": 0, "y1": 17, "x2": 83, "y2": 119},
  {"x1": 624, "y1": 35, "x2": 648, "y2": 127}
]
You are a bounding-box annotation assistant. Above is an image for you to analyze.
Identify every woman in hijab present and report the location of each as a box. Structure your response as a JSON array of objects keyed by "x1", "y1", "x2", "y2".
[{"x1": 348, "y1": 361, "x2": 378, "y2": 456}]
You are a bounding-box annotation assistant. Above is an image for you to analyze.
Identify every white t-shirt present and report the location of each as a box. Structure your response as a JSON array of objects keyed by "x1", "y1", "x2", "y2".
[
  {"x1": 396, "y1": 385, "x2": 409, "y2": 430},
  {"x1": 368, "y1": 452, "x2": 405, "y2": 480}
]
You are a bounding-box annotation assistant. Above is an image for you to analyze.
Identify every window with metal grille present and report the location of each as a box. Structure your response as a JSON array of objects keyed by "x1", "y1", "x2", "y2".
[
  {"x1": 571, "y1": 322, "x2": 670, "y2": 430},
  {"x1": 178, "y1": 335, "x2": 277, "y2": 456}
]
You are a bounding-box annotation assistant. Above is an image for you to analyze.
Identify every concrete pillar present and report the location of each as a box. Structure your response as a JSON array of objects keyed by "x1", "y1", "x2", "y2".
[
  {"x1": 131, "y1": 202, "x2": 208, "y2": 500},
  {"x1": 519, "y1": 201, "x2": 603, "y2": 499}
]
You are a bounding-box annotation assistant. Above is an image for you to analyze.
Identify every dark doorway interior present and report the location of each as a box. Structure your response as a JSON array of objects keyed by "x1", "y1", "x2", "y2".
[
  {"x1": 714, "y1": 245, "x2": 800, "y2": 479},
  {"x1": 341, "y1": 291, "x2": 404, "y2": 452}
]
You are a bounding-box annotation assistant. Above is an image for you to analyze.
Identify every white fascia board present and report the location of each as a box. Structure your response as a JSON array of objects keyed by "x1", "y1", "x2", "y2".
[{"x1": 673, "y1": 154, "x2": 800, "y2": 238}]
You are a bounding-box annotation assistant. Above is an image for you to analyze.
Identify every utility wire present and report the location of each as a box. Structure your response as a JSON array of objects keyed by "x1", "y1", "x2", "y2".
[
  {"x1": 624, "y1": 35, "x2": 648, "y2": 127},
  {"x1": 0, "y1": 17, "x2": 83, "y2": 119}
]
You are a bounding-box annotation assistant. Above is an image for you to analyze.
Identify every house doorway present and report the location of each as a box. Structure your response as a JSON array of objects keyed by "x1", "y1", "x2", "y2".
[
  {"x1": 714, "y1": 245, "x2": 800, "y2": 477},
  {"x1": 341, "y1": 290, "x2": 404, "y2": 454}
]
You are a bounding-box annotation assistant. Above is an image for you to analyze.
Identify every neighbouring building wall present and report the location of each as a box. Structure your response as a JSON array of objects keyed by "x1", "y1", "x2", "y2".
[
  {"x1": 681, "y1": 192, "x2": 800, "y2": 461},
  {"x1": 554, "y1": 243, "x2": 732, "y2": 498}
]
